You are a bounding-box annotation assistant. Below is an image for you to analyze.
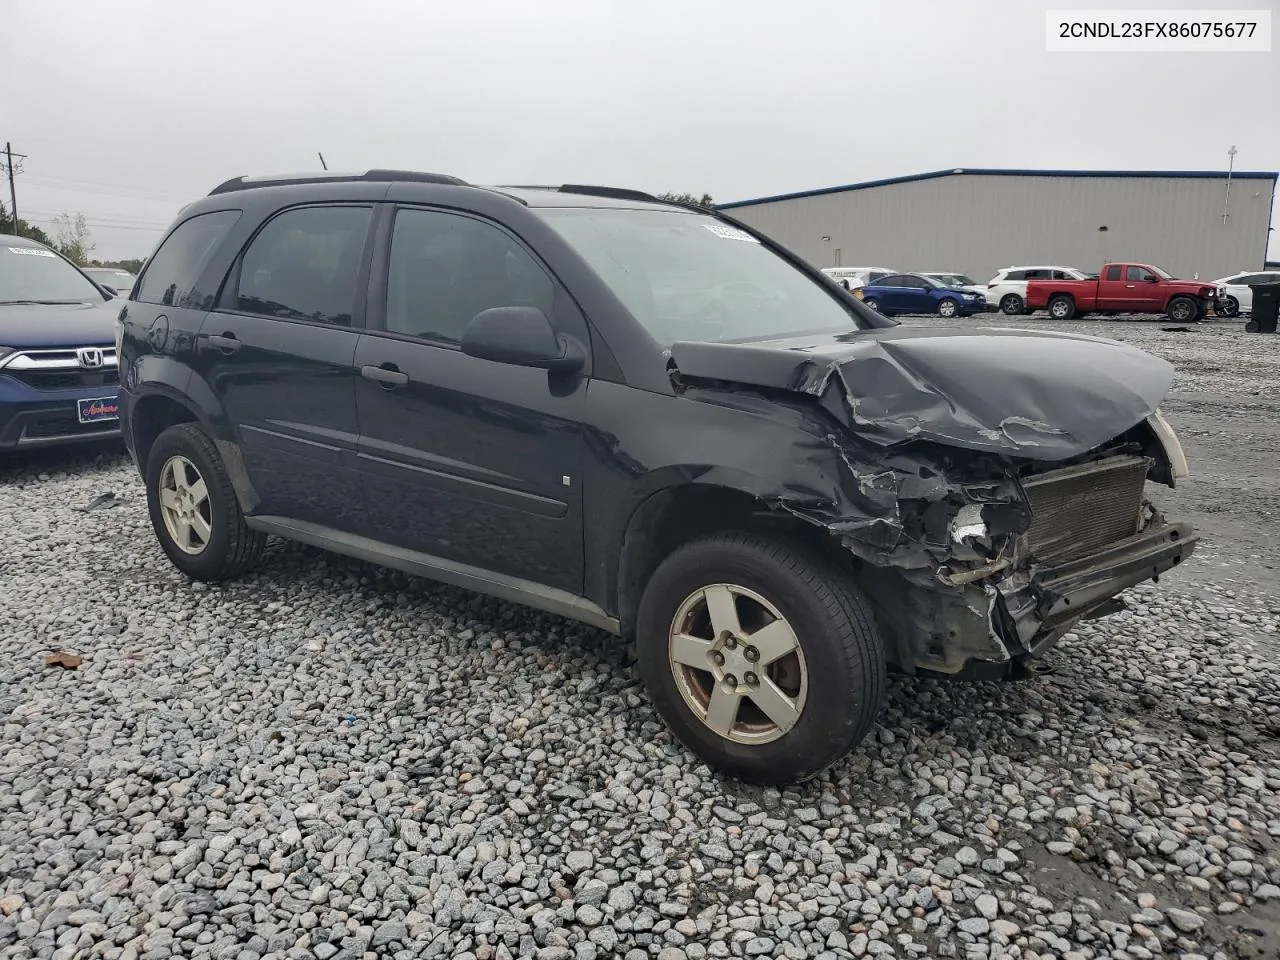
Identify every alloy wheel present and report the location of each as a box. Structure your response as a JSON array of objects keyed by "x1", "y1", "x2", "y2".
[
  {"x1": 667, "y1": 583, "x2": 808, "y2": 745},
  {"x1": 158, "y1": 455, "x2": 213, "y2": 555}
]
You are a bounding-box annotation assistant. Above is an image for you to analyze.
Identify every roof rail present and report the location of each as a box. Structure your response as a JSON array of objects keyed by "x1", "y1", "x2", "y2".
[
  {"x1": 557, "y1": 184, "x2": 666, "y2": 204},
  {"x1": 208, "y1": 169, "x2": 468, "y2": 196}
]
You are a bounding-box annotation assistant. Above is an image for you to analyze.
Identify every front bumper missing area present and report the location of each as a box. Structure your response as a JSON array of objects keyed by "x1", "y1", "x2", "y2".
[{"x1": 997, "y1": 518, "x2": 1198, "y2": 658}]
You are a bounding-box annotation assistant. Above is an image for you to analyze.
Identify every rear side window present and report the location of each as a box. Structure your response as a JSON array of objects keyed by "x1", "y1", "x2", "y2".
[
  {"x1": 1104, "y1": 265, "x2": 1122, "y2": 281},
  {"x1": 1051, "y1": 270, "x2": 1074, "y2": 280},
  {"x1": 235, "y1": 205, "x2": 373, "y2": 325},
  {"x1": 136, "y1": 210, "x2": 241, "y2": 309},
  {"x1": 1023, "y1": 269, "x2": 1050, "y2": 281},
  {"x1": 1003, "y1": 270, "x2": 1025, "y2": 281}
]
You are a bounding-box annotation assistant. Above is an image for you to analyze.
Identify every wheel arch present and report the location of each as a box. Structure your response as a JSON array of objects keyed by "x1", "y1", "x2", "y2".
[
  {"x1": 127, "y1": 378, "x2": 258, "y2": 514},
  {"x1": 613, "y1": 474, "x2": 854, "y2": 640}
]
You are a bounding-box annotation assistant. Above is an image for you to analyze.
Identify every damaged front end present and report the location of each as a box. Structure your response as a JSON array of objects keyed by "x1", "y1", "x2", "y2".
[{"x1": 668, "y1": 329, "x2": 1199, "y2": 679}]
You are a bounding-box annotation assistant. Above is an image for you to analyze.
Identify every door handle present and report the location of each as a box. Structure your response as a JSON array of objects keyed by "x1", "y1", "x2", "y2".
[
  {"x1": 361, "y1": 363, "x2": 409, "y2": 388},
  {"x1": 207, "y1": 333, "x2": 241, "y2": 354},
  {"x1": 1125, "y1": 284, "x2": 1136, "y2": 288}
]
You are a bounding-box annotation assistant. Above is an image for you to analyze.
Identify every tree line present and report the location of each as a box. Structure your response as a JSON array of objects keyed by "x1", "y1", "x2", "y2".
[{"x1": 2, "y1": 201, "x2": 143, "y2": 273}]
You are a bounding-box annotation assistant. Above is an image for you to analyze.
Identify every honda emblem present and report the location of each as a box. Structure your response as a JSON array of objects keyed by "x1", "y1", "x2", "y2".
[{"x1": 76, "y1": 347, "x2": 105, "y2": 368}]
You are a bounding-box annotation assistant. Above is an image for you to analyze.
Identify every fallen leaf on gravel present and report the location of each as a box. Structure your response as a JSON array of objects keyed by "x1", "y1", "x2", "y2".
[
  {"x1": 43, "y1": 651, "x2": 82, "y2": 669},
  {"x1": 74, "y1": 492, "x2": 117, "y2": 512}
]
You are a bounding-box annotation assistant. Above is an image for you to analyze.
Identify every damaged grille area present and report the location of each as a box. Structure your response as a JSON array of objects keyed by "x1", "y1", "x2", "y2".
[{"x1": 1022, "y1": 455, "x2": 1148, "y2": 564}]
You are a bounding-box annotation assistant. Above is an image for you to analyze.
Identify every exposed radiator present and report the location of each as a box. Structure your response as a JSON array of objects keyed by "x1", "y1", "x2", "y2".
[{"x1": 1022, "y1": 455, "x2": 1149, "y2": 565}]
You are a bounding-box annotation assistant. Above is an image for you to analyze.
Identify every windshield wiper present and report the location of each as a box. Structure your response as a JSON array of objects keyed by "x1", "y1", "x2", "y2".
[{"x1": 0, "y1": 299, "x2": 87, "y2": 305}]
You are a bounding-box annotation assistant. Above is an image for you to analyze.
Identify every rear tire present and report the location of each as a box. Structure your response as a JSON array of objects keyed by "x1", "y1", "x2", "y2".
[
  {"x1": 999, "y1": 294, "x2": 1025, "y2": 315},
  {"x1": 1048, "y1": 295, "x2": 1076, "y2": 321},
  {"x1": 862, "y1": 297, "x2": 881, "y2": 312},
  {"x1": 145, "y1": 423, "x2": 266, "y2": 581},
  {"x1": 635, "y1": 532, "x2": 886, "y2": 785}
]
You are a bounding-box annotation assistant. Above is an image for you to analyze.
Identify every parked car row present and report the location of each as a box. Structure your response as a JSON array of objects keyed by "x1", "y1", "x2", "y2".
[{"x1": 823, "y1": 261, "x2": 1279, "y2": 322}]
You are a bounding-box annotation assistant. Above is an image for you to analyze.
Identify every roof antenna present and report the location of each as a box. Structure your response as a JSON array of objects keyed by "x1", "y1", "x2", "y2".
[{"x1": 318, "y1": 152, "x2": 328, "y2": 171}]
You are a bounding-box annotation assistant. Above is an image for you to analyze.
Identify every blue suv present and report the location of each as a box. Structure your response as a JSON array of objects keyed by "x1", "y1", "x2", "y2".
[
  {"x1": 859, "y1": 272, "x2": 986, "y2": 318},
  {"x1": 0, "y1": 234, "x2": 123, "y2": 450}
]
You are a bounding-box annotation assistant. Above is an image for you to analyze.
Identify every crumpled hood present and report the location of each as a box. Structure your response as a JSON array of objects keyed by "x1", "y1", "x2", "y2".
[
  {"x1": 0, "y1": 300, "x2": 120, "y2": 349},
  {"x1": 668, "y1": 326, "x2": 1175, "y2": 461}
]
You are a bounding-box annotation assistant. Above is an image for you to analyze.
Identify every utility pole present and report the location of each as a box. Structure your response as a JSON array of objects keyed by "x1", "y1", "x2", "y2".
[
  {"x1": 1223, "y1": 144, "x2": 1237, "y2": 224},
  {"x1": 3, "y1": 142, "x2": 26, "y2": 234}
]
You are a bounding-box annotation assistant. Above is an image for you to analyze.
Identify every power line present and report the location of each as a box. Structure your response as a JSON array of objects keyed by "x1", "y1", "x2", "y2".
[{"x1": 20, "y1": 175, "x2": 190, "y2": 204}]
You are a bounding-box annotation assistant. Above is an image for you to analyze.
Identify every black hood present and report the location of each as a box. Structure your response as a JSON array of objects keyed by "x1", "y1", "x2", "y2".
[
  {"x1": 668, "y1": 325, "x2": 1175, "y2": 461},
  {"x1": 0, "y1": 300, "x2": 120, "y2": 349}
]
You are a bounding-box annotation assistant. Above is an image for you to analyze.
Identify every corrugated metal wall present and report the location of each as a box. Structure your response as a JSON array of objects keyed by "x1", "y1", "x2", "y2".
[{"x1": 726, "y1": 174, "x2": 1276, "y2": 282}]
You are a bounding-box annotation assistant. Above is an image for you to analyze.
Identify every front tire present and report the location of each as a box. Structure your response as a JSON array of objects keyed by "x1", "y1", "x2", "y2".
[
  {"x1": 635, "y1": 532, "x2": 886, "y2": 784},
  {"x1": 145, "y1": 423, "x2": 266, "y2": 581},
  {"x1": 1048, "y1": 295, "x2": 1076, "y2": 321},
  {"x1": 1219, "y1": 296, "x2": 1240, "y2": 318},
  {"x1": 937, "y1": 298, "x2": 959, "y2": 318},
  {"x1": 1167, "y1": 296, "x2": 1197, "y2": 323}
]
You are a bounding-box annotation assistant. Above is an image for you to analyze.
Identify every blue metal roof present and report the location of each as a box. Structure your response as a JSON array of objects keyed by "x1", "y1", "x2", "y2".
[{"x1": 717, "y1": 167, "x2": 1280, "y2": 209}]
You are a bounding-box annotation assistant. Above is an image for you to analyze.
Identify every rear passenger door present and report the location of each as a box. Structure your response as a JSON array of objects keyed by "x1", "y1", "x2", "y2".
[
  {"x1": 193, "y1": 204, "x2": 374, "y2": 529},
  {"x1": 352, "y1": 204, "x2": 588, "y2": 594}
]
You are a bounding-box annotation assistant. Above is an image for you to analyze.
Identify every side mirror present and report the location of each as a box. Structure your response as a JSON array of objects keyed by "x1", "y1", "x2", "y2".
[
  {"x1": 460, "y1": 305, "x2": 585, "y2": 373},
  {"x1": 1146, "y1": 275, "x2": 1160, "y2": 283},
  {"x1": 101, "y1": 285, "x2": 118, "y2": 297}
]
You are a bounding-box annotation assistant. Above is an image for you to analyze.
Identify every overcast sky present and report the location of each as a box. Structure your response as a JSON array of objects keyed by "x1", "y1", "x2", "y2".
[{"x1": 4, "y1": 0, "x2": 1277, "y2": 260}]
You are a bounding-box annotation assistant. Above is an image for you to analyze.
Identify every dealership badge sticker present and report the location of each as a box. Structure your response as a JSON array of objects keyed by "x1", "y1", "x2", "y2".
[
  {"x1": 77, "y1": 397, "x2": 120, "y2": 424},
  {"x1": 1047, "y1": 10, "x2": 1272, "y2": 51}
]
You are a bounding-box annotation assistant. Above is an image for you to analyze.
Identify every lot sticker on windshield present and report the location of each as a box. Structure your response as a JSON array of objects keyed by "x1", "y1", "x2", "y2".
[
  {"x1": 701, "y1": 223, "x2": 759, "y2": 243},
  {"x1": 8, "y1": 247, "x2": 57, "y2": 257}
]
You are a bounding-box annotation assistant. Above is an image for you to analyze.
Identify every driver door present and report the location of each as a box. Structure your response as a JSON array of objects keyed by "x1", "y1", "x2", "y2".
[{"x1": 352, "y1": 205, "x2": 589, "y2": 594}]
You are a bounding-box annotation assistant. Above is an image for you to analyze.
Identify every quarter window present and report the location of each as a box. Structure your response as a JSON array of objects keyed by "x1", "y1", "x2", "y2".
[
  {"x1": 385, "y1": 208, "x2": 554, "y2": 343},
  {"x1": 1104, "y1": 265, "x2": 1122, "y2": 281},
  {"x1": 235, "y1": 206, "x2": 372, "y2": 325},
  {"x1": 137, "y1": 210, "x2": 241, "y2": 309}
]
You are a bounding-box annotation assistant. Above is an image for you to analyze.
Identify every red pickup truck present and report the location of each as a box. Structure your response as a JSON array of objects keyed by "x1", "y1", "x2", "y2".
[{"x1": 1025, "y1": 263, "x2": 1217, "y2": 323}]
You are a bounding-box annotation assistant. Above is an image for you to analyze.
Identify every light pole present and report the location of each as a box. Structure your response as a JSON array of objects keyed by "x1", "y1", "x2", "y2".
[{"x1": 821, "y1": 235, "x2": 831, "y2": 266}]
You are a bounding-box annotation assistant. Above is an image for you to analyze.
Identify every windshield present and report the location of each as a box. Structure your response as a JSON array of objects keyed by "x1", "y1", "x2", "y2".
[
  {"x1": 85, "y1": 269, "x2": 134, "y2": 289},
  {"x1": 538, "y1": 208, "x2": 869, "y2": 344},
  {"x1": 1151, "y1": 265, "x2": 1174, "y2": 279},
  {"x1": 929, "y1": 274, "x2": 975, "y2": 287},
  {"x1": 1, "y1": 244, "x2": 107, "y2": 304}
]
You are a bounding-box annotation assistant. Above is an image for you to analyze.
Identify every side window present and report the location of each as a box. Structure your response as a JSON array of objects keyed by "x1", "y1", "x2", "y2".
[
  {"x1": 385, "y1": 208, "x2": 554, "y2": 344},
  {"x1": 877, "y1": 275, "x2": 903, "y2": 288},
  {"x1": 1126, "y1": 265, "x2": 1153, "y2": 282},
  {"x1": 136, "y1": 210, "x2": 241, "y2": 309},
  {"x1": 1235, "y1": 274, "x2": 1261, "y2": 285},
  {"x1": 1051, "y1": 270, "x2": 1073, "y2": 280},
  {"x1": 1104, "y1": 265, "x2": 1123, "y2": 281},
  {"x1": 235, "y1": 205, "x2": 372, "y2": 325},
  {"x1": 1023, "y1": 269, "x2": 1049, "y2": 281},
  {"x1": 1003, "y1": 270, "x2": 1024, "y2": 282}
]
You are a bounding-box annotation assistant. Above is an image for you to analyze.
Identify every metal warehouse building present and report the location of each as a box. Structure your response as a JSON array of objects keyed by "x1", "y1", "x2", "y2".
[{"x1": 718, "y1": 168, "x2": 1278, "y2": 283}]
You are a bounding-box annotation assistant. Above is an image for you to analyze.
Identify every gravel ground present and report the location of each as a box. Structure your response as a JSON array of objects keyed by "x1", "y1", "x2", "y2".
[{"x1": 2, "y1": 318, "x2": 1279, "y2": 960}]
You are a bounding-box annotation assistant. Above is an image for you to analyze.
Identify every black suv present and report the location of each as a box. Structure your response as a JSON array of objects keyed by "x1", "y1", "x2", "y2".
[{"x1": 118, "y1": 170, "x2": 1197, "y2": 783}]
